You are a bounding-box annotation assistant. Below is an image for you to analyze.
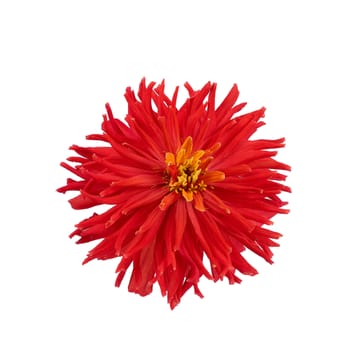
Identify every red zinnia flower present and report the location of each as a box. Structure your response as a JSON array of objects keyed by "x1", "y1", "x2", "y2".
[{"x1": 58, "y1": 79, "x2": 290, "y2": 309}]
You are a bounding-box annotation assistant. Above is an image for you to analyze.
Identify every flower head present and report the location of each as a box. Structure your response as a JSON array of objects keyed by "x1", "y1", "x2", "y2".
[{"x1": 58, "y1": 79, "x2": 291, "y2": 309}]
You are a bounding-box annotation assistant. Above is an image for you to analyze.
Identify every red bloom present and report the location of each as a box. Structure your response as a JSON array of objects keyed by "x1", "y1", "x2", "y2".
[{"x1": 58, "y1": 79, "x2": 290, "y2": 309}]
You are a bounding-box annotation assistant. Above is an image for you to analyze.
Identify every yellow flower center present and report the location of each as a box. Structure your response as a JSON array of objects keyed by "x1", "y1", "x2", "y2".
[{"x1": 165, "y1": 136, "x2": 224, "y2": 202}]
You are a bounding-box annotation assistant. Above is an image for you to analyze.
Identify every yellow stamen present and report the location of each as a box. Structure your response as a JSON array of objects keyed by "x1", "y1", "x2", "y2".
[{"x1": 164, "y1": 136, "x2": 225, "y2": 203}]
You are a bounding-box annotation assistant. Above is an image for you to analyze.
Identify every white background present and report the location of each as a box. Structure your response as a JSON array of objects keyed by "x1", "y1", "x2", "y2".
[{"x1": 1, "y1": 0, "x2": 346, "y2": 349}]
